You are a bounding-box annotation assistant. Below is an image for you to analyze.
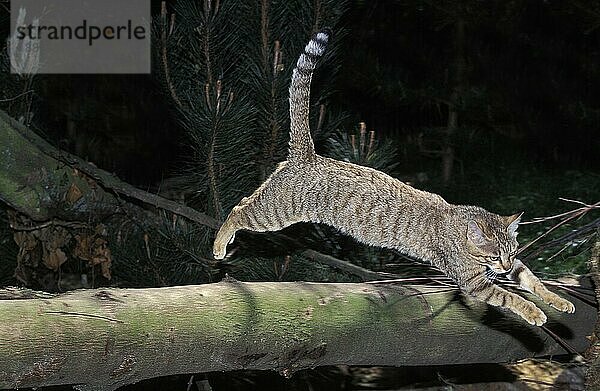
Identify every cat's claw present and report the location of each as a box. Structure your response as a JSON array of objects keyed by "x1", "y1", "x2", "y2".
[
  {"x1": 539, "y1": 291, "x2": 576, "y2": 313},
  {"x1": 548, "y1": 297, "x2": 575, "y2": 313}
]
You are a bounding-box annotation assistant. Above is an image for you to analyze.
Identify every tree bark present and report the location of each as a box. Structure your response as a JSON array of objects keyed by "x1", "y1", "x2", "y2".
[{"x1": 0, "y1": 280, "x2": 596, "y2": 391}]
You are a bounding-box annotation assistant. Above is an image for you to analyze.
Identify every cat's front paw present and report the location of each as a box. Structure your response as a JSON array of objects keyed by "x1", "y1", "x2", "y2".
[
  {"x1": 546, "y1": 295, "x2": 575, "y2": 313},
  {"x1": 516, "y1": 301, "x2": 547, "y2": 326}
]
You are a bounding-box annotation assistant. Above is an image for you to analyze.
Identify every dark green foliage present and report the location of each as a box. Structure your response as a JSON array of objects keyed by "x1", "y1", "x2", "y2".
[
  {"x1": 156, "y1": 0, "x2": 349, "y2": 214},
  {"x1": 338, "y1": 0, "x2": 600, "y2": 168},
  {"x1": 155, "y1": 0, "x2": 258, "y2": 219},
  {"x1": 325, "y1": 122, "x2": 399, "y2": 173},
  {"x1": 110, "y1": 216, "x2": 218, "y2": 287}
]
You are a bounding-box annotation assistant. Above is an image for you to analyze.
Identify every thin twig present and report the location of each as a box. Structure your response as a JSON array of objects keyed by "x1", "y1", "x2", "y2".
[
  {"x1": 541, "y1": 325, "x2": 578, "y2": 355},
  {"x1": 544, "y1": 279, "x2": 595, "y2": 290},
  {"x1": 518, "y1": 201, "x2": 599, "y2": 255},
  {"x1": 545, "y1": 242, "x2": 574, "y2": 262},
  {"x1": 160, "y1": 1, "x2": 183, "y2": 108},
  {"x1": 0, "y1": 89, "x2": 35, "y2": 102},
  {"x1": 10, "y1": 218, "x2": 89, "y2": 231},
  {"x1": 405, "y1": 287, "x2": 459, "y2": 297},
  {"x1": 535, "y1": 218, "x2": 598, "y2": 250},
  {"x1": 366, "y1": 276, "x2": 456, "y2": 287},
  {"x1": 301, "y1": 249, "x2": 395, "y2": 281},
  {"x1": 522, "y1": 200, "x2": 599, "y2": 225},
  {"x1": 519, "y1": 378, "x2": 559, "y2": 387},
  {"x1": 559, "y1": 197, "x2": 596, "y2": 208},
  {"x1": 186, "y1": 375, "x2": 195, "y2": 391},
  {"x1": 553, "y1": 285, "x2": 597, "y2": 307}
]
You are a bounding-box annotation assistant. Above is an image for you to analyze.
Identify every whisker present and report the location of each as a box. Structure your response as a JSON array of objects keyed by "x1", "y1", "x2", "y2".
[
  {"x1": 484, "y1": 268, "x2": 498, "y2": 283},
  {"x1": 471, "y1": 274, "x2": 492, "y2": 293}
]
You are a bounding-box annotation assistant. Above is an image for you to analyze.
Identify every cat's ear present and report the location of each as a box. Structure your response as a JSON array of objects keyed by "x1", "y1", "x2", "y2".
[
  {"x1": 467, "y1": 220, "x2": 488, "y2": 246},
  {"x1": 504, "y1": 212, "x2": 523, "y2": 237}
]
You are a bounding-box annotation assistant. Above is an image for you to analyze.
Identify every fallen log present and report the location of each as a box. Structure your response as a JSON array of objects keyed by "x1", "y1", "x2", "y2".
[{"x1": 0, "y1": 279, "x2": 595, "y2": 390}]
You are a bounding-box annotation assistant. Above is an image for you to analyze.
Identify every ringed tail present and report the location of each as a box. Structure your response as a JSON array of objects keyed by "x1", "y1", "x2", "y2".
[{"x1": 288, "y1": 29, "x2": 331, "y2": 161}]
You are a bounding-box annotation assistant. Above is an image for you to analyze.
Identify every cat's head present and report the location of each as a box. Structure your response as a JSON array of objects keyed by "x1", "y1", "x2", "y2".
[{"x1": 465, "y1": 212, "x2": 522, "y2": 273}]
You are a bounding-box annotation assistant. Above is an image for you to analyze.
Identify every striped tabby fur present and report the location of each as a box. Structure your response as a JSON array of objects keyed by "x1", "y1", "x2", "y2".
[{"x1": 213, "y1": 30, "x2": 574, "y2": 325}]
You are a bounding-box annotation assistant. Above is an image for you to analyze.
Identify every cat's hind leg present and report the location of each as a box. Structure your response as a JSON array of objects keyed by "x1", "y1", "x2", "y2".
[
  {"x1": 213, "y1": 200, "x2": 249, "y2": 260},
  {"x1": 213, "y1": 183, "x2": 301, "y2": 259}
]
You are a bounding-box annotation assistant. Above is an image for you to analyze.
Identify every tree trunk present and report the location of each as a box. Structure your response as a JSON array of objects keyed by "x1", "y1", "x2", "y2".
[
  {"x1": 0, "y1": 280, "x2": 595, "y2": 390},
  {"x1": 442, "y1": 17, "x2": 466, "y2": 184}
]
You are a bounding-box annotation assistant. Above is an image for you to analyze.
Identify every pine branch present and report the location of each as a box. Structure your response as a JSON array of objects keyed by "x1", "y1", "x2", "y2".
[
  {"x1": 261, "y1": 39, "x2": 285, "y2": 180},
  {"x1": 260, "y1": 0, "x2": 270, "y2": 72},
  {"x1": 160, "y1": 1, "x2": 183, "y2": 109},
  {"x1": 205, "y1": 80, "x2": 224, "y2": 220}
]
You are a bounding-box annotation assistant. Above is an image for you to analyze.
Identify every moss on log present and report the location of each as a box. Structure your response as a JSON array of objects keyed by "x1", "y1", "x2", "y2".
[{"x1": 0, "y1": 110, "x2": 125, "y2": 222}]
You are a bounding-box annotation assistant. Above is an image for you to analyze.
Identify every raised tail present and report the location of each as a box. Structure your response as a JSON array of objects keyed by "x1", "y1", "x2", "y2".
[{"x1": 288, "y1": 29, "x2": 331, "y2": 161}]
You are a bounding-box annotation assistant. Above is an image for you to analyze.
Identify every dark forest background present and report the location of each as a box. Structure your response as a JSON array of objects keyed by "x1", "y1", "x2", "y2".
[
  {"x1": 0, "y1": 0, "x2": 599, "y2": 389},
  {"x1": 6, "y1": 0, "x2": 600, "y2": 183}
]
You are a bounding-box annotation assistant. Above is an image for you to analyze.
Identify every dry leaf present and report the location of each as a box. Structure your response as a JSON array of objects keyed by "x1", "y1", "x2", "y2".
[
  {"x1": 65, "y1": 183, "x2": 83, "y2": 204},
  {"x1": 74, "y1": 227, "x2": 112, "y2": 279},
  {"x1": 42, "y1": 247, "x2": 67, "y2": 271},
  {"x1": 40, "y1": 227, "x2": 71, "y2": 271},
  {"x1": 13, "y1": 231, "x2": 37, "y2": 252}
]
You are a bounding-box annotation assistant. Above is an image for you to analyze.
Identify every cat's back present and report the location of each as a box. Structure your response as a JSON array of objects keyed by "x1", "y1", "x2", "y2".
[
  {"x1": 308, "y1": 155, "x2": 439, "y2": 204},
  {"x1": 280, "y1": 155, "x2": 448, "y2": 252}
]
